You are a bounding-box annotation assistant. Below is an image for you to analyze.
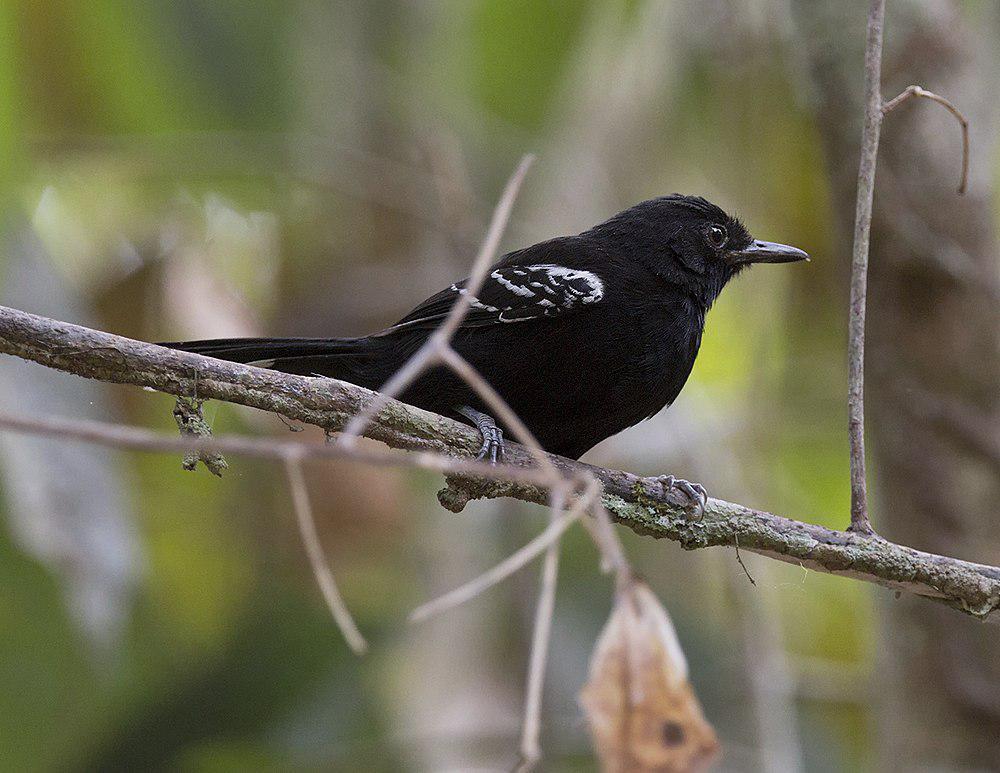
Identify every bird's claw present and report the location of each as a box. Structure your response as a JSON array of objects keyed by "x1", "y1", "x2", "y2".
[
  {"x1": 458, "y1": 405, "x2": 507, "y2": 466},
  {"x1": 656, "y1": 474, "x2": 708, "y2": 517},
  {"x1": 475, "y1": 424, "x2": 505, "y2": 465}
]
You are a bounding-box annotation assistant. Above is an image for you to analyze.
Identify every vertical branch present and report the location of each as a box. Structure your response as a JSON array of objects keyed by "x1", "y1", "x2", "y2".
[
  {"x1": 519, "y1": 487, "x2": 565, "y2": 769},
  {"x1": 846, "y1": 0, "x2": 886, "y2": 534},
  {"x1": 845, "y1": 3, "x2": 969, "y2": 535},
  {"x1": 729, "y1": 563, "x2": 803, "y2": 773}
]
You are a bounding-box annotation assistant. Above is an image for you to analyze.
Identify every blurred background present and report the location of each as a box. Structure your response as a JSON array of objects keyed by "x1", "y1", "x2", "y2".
[{"x1": 0, "y1": 1, "x2": 998, "y2": 771}]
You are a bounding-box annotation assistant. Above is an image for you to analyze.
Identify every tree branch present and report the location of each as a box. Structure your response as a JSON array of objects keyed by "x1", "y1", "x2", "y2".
[
  {"x1": 847, "y1": 2, "x2": 971, "y2": 536},
  {"x1": 882, "y1": 85, "x2": 970, "y2": 195},
  {"x1": 0, "y1": 304, "x2": 998, "y2": 618},
  {"x1": 846, "y1": 0, "x2": 886, "y2": 535}
]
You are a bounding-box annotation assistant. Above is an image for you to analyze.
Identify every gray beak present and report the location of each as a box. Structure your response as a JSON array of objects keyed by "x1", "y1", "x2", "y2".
[{"x1": 732, "y1": 239, "x2": 810, "y2": 264}]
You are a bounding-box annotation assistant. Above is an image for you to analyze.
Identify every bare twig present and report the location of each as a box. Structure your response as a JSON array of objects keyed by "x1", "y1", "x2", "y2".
[
  {"x1": 519, "y1": 486, "x2": 565, "y2": 769},
  {"x1": 579, "y1": 497, "x2": 632, "y2": 589},
  {"x1": 882, "y1": 85, "x2": 970, "y2": 194},
  {"x1": 338, "y1": 337, "x2": 442, "y2": 447},
  {"x1": 734, "y1": 534, "x2": 757, "y2": 587},
  {"x1": 338, "y1": 154, "x2": 535, "y2": 446},
  {"x1": 284, "y1": 455, "x2": 368, "y2": 655},
  {"x1": 846, "y1": 3, "x2": 971, "y2": 535},
  {"x1": 437, "y1": 154, "x2": 536, "y2": 339},
  {"x1": 409, "y1": 479, "x2": 600, "y2": 624},
  {"x1": 0, "y1": 411, "x2": 561, "y2": 487},
  {"x1": 846, "y1": 0, "x2": 886, "y2": 535}
]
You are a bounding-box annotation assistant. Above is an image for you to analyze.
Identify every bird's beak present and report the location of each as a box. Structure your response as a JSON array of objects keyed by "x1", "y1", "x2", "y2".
[{"x1": 732, "y1": 240, "x2": 810, "y2": 264}]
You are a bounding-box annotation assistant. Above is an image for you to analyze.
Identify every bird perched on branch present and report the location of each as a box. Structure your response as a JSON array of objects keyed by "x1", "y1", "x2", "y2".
[{"x1": 163, "y1": 195, "x2": 807, "y2": 504}]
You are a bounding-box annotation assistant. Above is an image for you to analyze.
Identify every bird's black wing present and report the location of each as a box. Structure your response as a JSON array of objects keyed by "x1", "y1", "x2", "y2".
[
  {"x1": 162, "y1": 241, "x2": 607, "y2": 384},
  {"x1": 382, "y1": 244, "x2": 606, "y2": 334}
]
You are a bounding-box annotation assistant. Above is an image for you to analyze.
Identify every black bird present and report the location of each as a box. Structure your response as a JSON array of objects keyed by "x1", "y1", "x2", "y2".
[{"x1": 164, "y1": 195, "x2": 807, "y2": 499}]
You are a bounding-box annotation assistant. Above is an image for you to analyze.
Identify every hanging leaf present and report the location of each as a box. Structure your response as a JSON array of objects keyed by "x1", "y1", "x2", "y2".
[{"x1": 580, "y1": 578, "x2": 719, "y2": 772}]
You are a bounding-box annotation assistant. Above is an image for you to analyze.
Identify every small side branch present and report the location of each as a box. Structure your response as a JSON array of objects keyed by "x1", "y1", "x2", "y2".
[
  {"x1": 846, "y1": 2, "x2": 970, "y2": 535},
  {"x1": 284, "y1": 455, "x2": 368, "y2": 655},
  {"x1": 173, "y1": 396, "x2": 228, "y2": 476},
  {"x1": 882, "y1": 85, "x2": 970, "y2": 194},
  {"x1": 519, "y1": 488, "x2": 565, "y2": 770},
  {"x1": 409, "y1": 480, "x2": 598, "y2": 624}
]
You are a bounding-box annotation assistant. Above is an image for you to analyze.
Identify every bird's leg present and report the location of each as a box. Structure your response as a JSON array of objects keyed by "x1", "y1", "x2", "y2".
[
  {"x1": 456, "y1": 406, "x2": 506, "y2": 464},
  {"x1": 655, "y1": 474, "x2": 708, "y2": 517}
]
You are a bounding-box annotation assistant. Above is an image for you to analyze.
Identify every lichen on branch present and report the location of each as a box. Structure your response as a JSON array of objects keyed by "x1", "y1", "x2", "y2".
[{"x1": 0, "y1": 303, "x2": 997, "y2": 619}]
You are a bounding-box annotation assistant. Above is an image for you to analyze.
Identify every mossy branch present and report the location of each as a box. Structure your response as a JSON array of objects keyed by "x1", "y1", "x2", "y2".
[{"x1": 0, "y1": 303, "x2": 997, "y2": 618}]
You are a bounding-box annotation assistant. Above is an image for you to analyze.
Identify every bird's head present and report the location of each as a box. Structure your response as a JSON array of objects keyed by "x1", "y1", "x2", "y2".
[{"x1": 590, "y1": 194, "x2": 808, "y2": 305}]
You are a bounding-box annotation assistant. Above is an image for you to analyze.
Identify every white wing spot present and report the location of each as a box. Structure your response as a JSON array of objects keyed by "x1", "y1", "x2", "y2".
[
  {"x1": 442, "y1": 265, "x2": 605, "y2": 325},
  {"x1": 452, "y1": 283, "x2": 499, "y2": 312},
  {"x1": 491, "y1": 269, "x2": 536, "y2": 297},
  {"x1": 526, "y1": 265, "x2": 605, "y2": 307}
]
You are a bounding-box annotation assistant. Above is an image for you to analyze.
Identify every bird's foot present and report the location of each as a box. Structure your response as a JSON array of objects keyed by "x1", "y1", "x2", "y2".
[
  {"x1": 655, "y1": 474, "x2": 708, "y2": 518},
  {"x1": 457, "y1": 406, "x2": 506, "y2": 464},
  {"x1": 474, "y1": 423, "x2": 505, "y2": 464}
]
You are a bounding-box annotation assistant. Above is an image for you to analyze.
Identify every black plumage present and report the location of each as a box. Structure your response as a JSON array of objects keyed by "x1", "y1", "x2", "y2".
[{"x1": 164, "y1": 195, "x2": 807, "y2": 462}]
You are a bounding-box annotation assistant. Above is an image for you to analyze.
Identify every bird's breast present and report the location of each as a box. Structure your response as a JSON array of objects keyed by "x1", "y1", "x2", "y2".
[{"x1": 627, "y1": 296, "x2": 705, "y2": 413}]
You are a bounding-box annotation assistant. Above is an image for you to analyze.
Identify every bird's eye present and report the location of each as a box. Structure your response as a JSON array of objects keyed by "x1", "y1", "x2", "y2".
[{"x1": 706, "y1": 225, "x2": 728, "y2": 249}]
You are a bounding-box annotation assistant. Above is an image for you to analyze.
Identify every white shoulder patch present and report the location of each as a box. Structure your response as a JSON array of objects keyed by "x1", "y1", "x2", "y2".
[
  {"x1": 445, "y1": 264, "x2": 605, "y2": 324},
  {"x1": 526, "y1": 265, "x2": 605, "y2": 306}
]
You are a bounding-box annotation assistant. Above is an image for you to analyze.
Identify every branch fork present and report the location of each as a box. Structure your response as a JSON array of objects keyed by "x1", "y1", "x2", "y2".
[{"x1": 846, "y1": 0, "x2": 970, "y2": 535}]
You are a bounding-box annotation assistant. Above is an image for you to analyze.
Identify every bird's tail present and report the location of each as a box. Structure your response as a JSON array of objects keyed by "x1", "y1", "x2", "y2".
[{"x1": 159, "y1": 336, "x2": 384, "y2": 385}]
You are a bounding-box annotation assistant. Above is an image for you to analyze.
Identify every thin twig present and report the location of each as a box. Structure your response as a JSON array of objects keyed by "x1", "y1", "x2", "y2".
[
  {"x1": 437, "y1": 154, "x2": 536, "y2": 339},
  {"x1": 0, "y1": 411, "x2": 560, "y2": 487},
  {"x1": 409, "y1": 479, "x2": 599, "y2": 624},
  {"x1": 338, "y1": 154, "x2": 534, "y2": 445},
  {"x1": 338, "y1": 337, "x2": 443, "y2": 447},
  {"x1": 283, "y1": 455, "x2": 368, "y2": 655},
  {"x1": 579, "y1": 494, "x2": 632, "y2": 590},
  {"x1": 519, "y1": 486, "x2": 565, "y2": 769},
  {"x1": 846, "y1": 0, "x2": 886, "y2": 535},
  {"x1": 734, "y1": 533, "x2": 757, "y2": 587},
  {"x1": 847, "y1": 4, "x2": 972, "y2": 535},
  {"x1": 882, "y1": 85, "x2": 969, "y2": 194}
]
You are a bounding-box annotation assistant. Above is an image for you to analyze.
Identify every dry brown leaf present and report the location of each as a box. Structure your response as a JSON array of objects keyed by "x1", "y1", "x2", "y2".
[{"x1": 580, "y1": 579, "x2": 719, "y2": 772}]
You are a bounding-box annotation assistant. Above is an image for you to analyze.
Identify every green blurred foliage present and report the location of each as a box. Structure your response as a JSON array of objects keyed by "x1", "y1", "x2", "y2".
[{"x1": 470, "y1": 0, "x2": 591, "y2": 130}]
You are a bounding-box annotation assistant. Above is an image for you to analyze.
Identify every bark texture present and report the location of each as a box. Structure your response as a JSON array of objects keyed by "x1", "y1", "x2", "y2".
[{"x1": 0, "y1": 303, "x2": 997, "y2": 622}]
